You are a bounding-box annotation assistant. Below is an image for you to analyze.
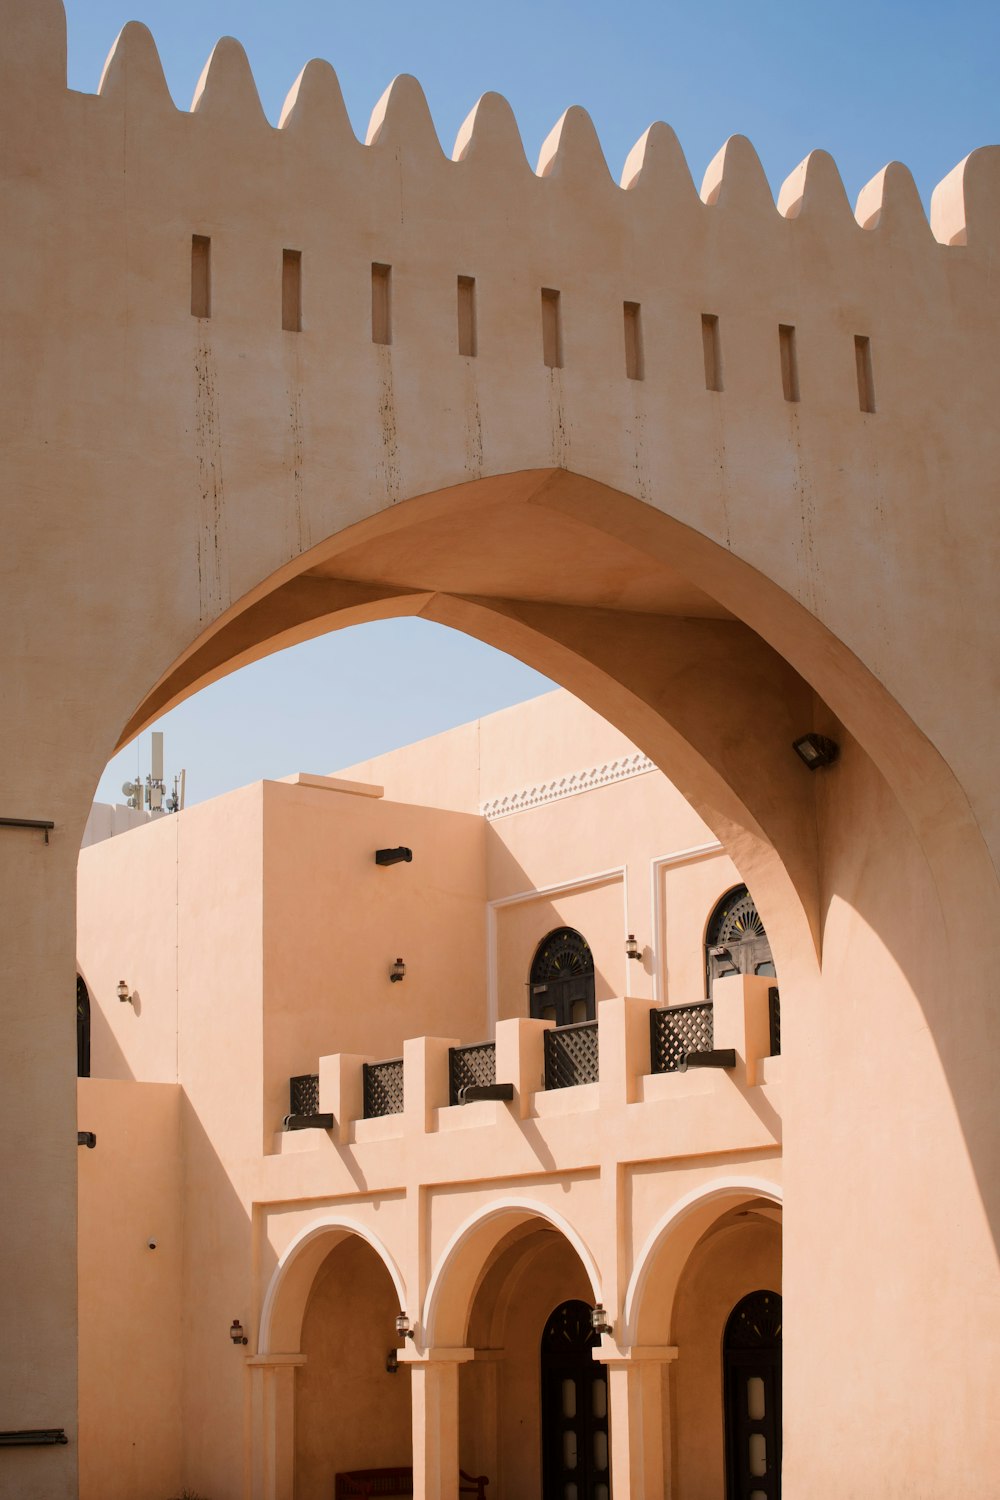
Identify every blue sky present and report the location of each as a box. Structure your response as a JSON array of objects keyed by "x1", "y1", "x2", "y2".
[{"x1": 71, "y1": 0, "x2": 997, "y2": 805}]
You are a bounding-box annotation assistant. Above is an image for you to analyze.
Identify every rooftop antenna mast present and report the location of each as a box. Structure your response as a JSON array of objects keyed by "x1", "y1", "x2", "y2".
[{"x1": 121, "y1": 732, "x2": 186, "y2": 815}]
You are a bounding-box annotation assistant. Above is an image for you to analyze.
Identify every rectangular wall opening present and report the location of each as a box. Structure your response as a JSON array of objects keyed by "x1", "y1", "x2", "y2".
[
  {"x1": 542, "y1": 287, "x2": 563, "y2": 369},
  {"x1": 779, "y1": 323, "x2": 800, "y2": 402},
  {"x1": 282, "y1": 249, "x2": 302, "y2": 333},
  {"x1": 191, "y1": 235, "x2": 211, "y2": 319},
  {"x1": 855, "y1": 334, "x2": 876, "y2": 413},
  {"x1": 702, "y1": 313, "x2": 722, "y2": 391},
  {"x1": 624, "y1": 301, "x2": 644, "y2": 381},
  {"x1": 457, "y1": 275, "x2": 477, "y2": 357},
  {"x1": 371, "y1": 263, "x2": 392, "y2": 346}
]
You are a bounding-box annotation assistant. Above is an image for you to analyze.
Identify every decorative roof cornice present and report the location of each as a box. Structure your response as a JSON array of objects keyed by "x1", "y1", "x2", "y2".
[{"x1": 482, "y1": 752, "x2": 655, "y2": 821}]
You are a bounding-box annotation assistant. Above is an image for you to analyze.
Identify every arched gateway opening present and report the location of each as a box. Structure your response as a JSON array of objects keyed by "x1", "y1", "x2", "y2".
[{"x1": 74, "y1": 472, "x2": 996, "y2": 1500}]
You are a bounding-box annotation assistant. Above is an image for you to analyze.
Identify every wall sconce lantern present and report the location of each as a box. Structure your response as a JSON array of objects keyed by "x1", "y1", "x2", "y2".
[
  {"x1": 792, "y1": 733, "x2": 839, "y2": 770},
  {"x1": 117, "y1": 979, "x2": 132, "y2": 1005},
  {"x1": 389, "y1": 958, "x2": 406, "y2": 984},
  {"x1": 590, "y1": 1304, "x2": 613, "y2": 1337},
  {"x1": 625, "y1": 933, "x2": 641, "y2": 961},
  {"x1": 230, "y1": 1320, "x2": 248, "y2": 1346},
  {"x1": 386, "y1": 1349, "x2": 399, "y2": 1374},
  {"x1": 395, "y1": 1313, "x2": 414, "y2": 1340}
]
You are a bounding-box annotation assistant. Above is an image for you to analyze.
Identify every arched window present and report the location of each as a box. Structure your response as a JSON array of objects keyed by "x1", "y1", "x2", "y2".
[
  {"x1": 529, "y1": 928, "x2": 595, "y2": 1027},
  {"x1": 723, "y1": 1289, "x2": 782, "y2": 1499},
  {"x1": 705, "y1": 885, "x2": 775, "y2": 999},
  {"x1": 540, "y1": 1299, "x2": 610, "y2": 1500},
  {"x1": 76, "y1": 975, "x2": 90, "y2": 1079}
]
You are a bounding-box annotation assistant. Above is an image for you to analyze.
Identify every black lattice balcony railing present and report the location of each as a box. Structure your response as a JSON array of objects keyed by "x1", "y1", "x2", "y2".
[
  {"x1": 544, "y1": 1020, "x2": 599, "y2": 1090},
  {"x1": 289, "y1": 1073, "x2": 320, "y2": 1116},
  {"x1": 363, "y1": 1058, "x2": 404, "y2": 1118},
  {"x1": 768, "y1": 987, "x2": 781, "y2": 1056},
  {"x1": 449, "y1": 1041, "x2": 497, "y2": 1106},
  {"x1": 649, "y1": 1002, "x2": 714, "y2": 1073}
]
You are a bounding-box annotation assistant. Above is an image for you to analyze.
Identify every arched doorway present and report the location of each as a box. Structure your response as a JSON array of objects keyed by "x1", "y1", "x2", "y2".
[
  {"x1": 540, "y1": 1299, "x2": 610, "y2": 1500},
  {"x1": 705, "y1": 886, "x2": 775, "y2": 999},
  {"x1": 295, "y1": 1236, "x2": 412, "y2": 1499},
  {"x1": 529, "y1": 929, "x2": 595, "y2": 1026},
  {"x1": 76, "y1": 975, "x2": 90, "y2": 1079},
  {"x1": 724, "y1": 1290, "x2": 782, "y2": 1500}
]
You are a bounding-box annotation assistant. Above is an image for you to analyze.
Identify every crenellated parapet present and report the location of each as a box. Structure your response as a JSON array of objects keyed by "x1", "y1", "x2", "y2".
[{"x1": 0, "y1": 0, "x2": 997, "y2": 853}]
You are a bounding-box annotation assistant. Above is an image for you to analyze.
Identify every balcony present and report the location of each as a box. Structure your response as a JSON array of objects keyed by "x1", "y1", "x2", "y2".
[{"x1": 282, "y1": 977, "x2": 780, "y2": 1141}]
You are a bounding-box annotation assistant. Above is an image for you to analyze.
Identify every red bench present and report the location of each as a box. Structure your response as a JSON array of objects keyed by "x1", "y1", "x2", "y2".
[{"x1": 335, "y1": 1468, "x2": 488, "y2": 1498}]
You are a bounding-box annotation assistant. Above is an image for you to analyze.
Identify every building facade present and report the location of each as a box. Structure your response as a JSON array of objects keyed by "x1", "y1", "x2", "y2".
[{"x1": 77, "y1": 692, "x2": 783, "y2": 1499}]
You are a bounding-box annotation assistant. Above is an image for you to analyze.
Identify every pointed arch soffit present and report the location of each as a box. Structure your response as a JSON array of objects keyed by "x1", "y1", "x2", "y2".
[
  {"x1": 422, "y1": 1197, "x2": 603, "y2": 1351},
  {"x1": 258, "y1": 1214, "x2": 407, "y2": 1356},
  {"x1": 623, "y1": 1175, "x2": 783, "y2": 1345}
]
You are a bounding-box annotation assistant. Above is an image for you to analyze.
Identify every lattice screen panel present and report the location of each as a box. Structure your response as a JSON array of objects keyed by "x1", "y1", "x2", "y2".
[
  {"x1": 649, "y1": 1002, "x2": 714, "y2": 1073},
  {"x1": 289, "y1": 1073, "x2": 320, "y2": 1116},
  {"x1": 449, "y1": 1042, "x2": 497, "y2": 1105},
  {"x1": 544, "y1": 1021, "x2": 599, "y2": 1090},
  {"x1": 363, "y1": 1058, "x2": 404, "y2": 1118}
]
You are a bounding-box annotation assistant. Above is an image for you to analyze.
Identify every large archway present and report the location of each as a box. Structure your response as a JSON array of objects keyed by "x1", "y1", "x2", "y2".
[{"x1": 3, "y1": 12, "x2": 997, "y2": 1486}]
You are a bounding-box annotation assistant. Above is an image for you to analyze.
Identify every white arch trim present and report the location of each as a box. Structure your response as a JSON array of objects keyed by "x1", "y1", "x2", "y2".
[
  {"x1": 623, "y1": 1174, "x2": 783, "y2": 1340},
  {"x1": 258, "y1": 1214, "x2": 408, "y2": 1355},
  {"x1": 422, "y1": 1196, "x2": 603, "y2": 1347}
]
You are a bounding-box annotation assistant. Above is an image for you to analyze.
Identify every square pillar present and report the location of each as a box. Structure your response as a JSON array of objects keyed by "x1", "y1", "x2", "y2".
[
  {"x1": 598, "y1": 1347, "x2": 677, "y2": 1500},
  {"x1": 597, "y1": 995, "x2": 653, "y2": 1106},
  {"x1": 318, "y1": 1053, "x2": 367, "y2": 1144},
  {"x1": 712, "y1": 975, "x2": 774, "y2": 1084},
  {"x1": 494, "y1": 1016, "x2": 551, "y2": 1117},
  {"x1": 403, "y1": 1036, "x2": 460, "y2": 1132},
  {"x1": 407, "y1": 1352, "x2": 473, "y2": 1500},
  {"x1": 248, "y1": 1354, "x2": 305, "y2": 1500}
]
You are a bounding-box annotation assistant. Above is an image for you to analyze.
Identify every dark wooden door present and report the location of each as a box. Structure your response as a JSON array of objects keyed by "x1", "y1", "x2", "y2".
[
  {"x1": 724, "y1": 1290, "x2": 782, "y2": 1500},
  {"x1": 530, "y1": 929, "x2": 596, "y2": 1027},
  {"x1": 540, "y1": 1300, "x2": 611, "y2": 1500}
]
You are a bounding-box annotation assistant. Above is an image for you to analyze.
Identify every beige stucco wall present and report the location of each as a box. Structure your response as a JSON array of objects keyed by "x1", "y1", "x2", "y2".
[
  {"x1": 2, "y1": 1, "x2": 996, "y2": 1490},
  {"x1": 77, "y1": 1079, "x2": 183, "y2": 1500}
]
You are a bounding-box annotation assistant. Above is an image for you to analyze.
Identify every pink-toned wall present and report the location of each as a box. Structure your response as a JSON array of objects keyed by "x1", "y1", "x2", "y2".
[
  {"x1": 261, "y1": 779, "x2": 487, "y2": 1133},
  {"x1": 77, "y1": 1079, "x2": 183, "y2": 1500}
]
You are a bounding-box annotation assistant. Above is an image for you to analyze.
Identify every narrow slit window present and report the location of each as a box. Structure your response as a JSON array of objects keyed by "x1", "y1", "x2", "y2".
[
  {"x1": 542, "y1": 287, "x2": 563, "y2": 369},
  {"x1": 371, "y1": 263, "x2": 392, "y2": 346},
  {"x1": 457, "y1": 275, "x2": 477, "y2": 357},
  {"x1": 624, "y1": 301, "x2": 644, "y2": 380},
  {"x1": 282, "y1": 249, "x2": 302, "y2": 333},
  {"x1": 191, "y1": 235, "x2": 211, "y2": 319},
  {"x1": 702, "y1": 313, "x2": 722, "y2": 391},
  {"x1": 855, "y1": 334, "x2": 876, "y2": 413},
  {"x1": 779, "y1": 323, "x2": 800, "y2": 402}
]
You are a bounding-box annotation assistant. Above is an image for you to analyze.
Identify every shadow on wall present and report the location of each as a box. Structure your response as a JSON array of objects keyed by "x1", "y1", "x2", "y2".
[{"x1": 296, "y1": 1237, "x2": 412, "y2": 1499}]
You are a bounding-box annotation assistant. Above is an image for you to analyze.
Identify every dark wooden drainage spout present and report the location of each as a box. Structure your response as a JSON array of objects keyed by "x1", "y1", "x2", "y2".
[
  {"x1": 458, "y1": 1083, "x2": 514, "y2": 1105},
  {"x1": 283, "y1": 1113, "x2": 334, "y2": 1131},
  {"x1": 678, "y1": 1048, "x2": 737, "y2": 1072}
]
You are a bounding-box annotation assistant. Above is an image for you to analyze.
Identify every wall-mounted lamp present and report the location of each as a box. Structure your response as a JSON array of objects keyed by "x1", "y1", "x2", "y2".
[
  {"x1": 117, "y1": 979, "x2": 133, "y2": 1005},
  {"x1": 625, "y1": 933, "x2": 641, "y2": 961},
  {"x1": 389, "y1": 958, "x2": 406, "y2": 984},
  {"x1": 376, "y1": 846, "x2": 413, "y2": 866},
  {"x1": 590, "y1": 1304, "x2": 613, "y2": 1337},
  {"x1": 386, "y1": 1349, "x2": 399, "y2": 1374},
  {"x1": 395, "y1": 1313, "x2": 414, "y2": 1340},
  {"x1": 792, "y1": 733, "x2": 839, "y2": 770},
  {"x1": 230, "y1": 1320, "x2": 248, "y2": 1346}
]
